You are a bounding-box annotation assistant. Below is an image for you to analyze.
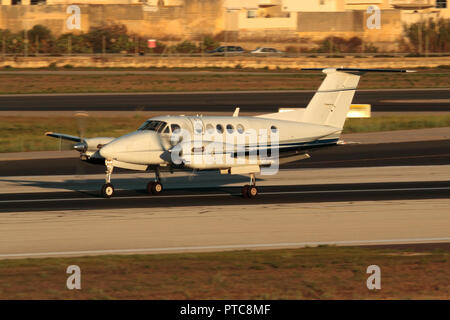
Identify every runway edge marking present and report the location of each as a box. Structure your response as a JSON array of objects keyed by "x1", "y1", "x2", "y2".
[{"x1": 1, "y1": 238, "x2": 450, "y2": 259}]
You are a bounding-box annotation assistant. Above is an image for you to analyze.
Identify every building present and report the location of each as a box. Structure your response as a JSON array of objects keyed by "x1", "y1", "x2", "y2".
[
  {"x1": 0, "y1": 0, "x2": 448, "y2": 50},
  {"x1": 223, "y1": 0, "x2": 449, "y2": 49}
]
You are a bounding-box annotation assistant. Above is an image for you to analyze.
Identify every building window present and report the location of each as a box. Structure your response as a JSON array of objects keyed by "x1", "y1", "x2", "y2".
[
  {"x1": 247, "y1": 10, "x2": 257, "y2": 19},
  {"x1": 436, "y1": 0, "x2": 447, "y2": 8}
]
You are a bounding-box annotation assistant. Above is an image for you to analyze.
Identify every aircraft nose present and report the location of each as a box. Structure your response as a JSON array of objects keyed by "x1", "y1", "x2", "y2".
[
  {"x1": 99, "y1": 142, "x2": 117, "y2": 160},
  {"x1": 99, "y1": 136, "x2": 129, "y2": 160},
  {"x1": 99, "y1": 131, "x2": 163, "y2": 161}
]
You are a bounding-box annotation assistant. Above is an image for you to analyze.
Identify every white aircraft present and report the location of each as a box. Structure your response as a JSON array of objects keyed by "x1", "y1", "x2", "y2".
[{"x1": 46, "y1": 68, "x2": 413, "y2": 198}]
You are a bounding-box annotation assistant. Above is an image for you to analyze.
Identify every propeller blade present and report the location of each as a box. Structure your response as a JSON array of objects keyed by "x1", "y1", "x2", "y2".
[
  {"x1": 75, "y1": 112, "x2": 89, "y2": 142},
  {"x1": 45, "y1": 132, "x2": 82, "y2": 143}
]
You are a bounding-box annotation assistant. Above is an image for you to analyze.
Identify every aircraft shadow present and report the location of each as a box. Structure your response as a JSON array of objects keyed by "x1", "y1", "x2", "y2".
[{"x1": 0, "y1": 171, "x2": 263, "y2": 197}]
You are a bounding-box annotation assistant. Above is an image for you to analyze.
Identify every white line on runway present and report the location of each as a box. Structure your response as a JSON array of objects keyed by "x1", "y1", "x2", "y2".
[
  {"x1": 1, "y1": 186, "x2": 449, "y2": 204},
  {"x1": 1, "y1": 238, "x2": 450, "y2": 258}
]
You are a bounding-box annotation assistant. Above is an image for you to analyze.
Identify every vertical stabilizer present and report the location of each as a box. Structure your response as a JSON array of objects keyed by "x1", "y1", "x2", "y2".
[{"x1": 302, "y1": 68, "x2": 360, "y2": 129}]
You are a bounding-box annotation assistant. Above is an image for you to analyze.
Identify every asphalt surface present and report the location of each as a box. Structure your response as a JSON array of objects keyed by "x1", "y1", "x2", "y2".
[
  {"x1": 0, "y1": 181, "x2": 449, "y2": 213},
  {"x1": 1, "y1": 89, "x2": 449, "y2": 112},
  {"x1": 1, "y1": 139, "x2": 449, "y2": 176}
]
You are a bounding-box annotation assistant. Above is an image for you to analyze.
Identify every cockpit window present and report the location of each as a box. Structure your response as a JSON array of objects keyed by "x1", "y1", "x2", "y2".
[
  {"x1": 157, "y1": 122, "x2": 166, "y2": 133},
  {"x1": 138, "y1": 120, "x2": 167, "y2": 132},
  {"x1": 171, "y1": 124, "x2": 181, "y2": 133},
  {"x1": 163, "y1": 126, "x2": 170, "y2": 134}
]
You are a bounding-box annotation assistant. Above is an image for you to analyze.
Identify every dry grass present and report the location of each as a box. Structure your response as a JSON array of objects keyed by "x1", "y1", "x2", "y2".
[
  {"x1": 0, "y1": 246, "x2": 448, "y2": 299},
  {"x1": 0, "y1": 70, "x2": 448, "y2": 94}
]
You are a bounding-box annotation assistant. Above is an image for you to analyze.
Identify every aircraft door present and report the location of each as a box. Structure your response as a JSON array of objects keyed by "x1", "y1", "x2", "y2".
[{"x1": 189, "y1": 117, "x2": 204, "y2": 136}]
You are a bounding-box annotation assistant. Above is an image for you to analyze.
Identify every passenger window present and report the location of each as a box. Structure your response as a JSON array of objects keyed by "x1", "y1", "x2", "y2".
[
  {"x1": 237, "y1": 124, "x2": 245, "y2": 134},
  {"x1": 171, "y1": 124, "x2": 181, "y2": 133},
  {"x1": 226, "y1": 124, "x2": 234, "y2": 134},
  {"x1": 271, "y1": 125, "x2": 278, "y2": 133},
  {"x1": 216, "y1": 124, "x2": 224, "y2": 134}
]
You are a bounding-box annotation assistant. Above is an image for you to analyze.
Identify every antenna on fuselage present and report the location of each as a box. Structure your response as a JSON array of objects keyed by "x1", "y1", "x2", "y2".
[{"x1": 233, "y1": 107, "x2": 240, "y2": 117}]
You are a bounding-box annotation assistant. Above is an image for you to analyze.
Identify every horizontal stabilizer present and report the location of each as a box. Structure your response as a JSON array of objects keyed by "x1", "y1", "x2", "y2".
[{"x1": 302, "y1": 68, "x2": 416, "y2": 74}]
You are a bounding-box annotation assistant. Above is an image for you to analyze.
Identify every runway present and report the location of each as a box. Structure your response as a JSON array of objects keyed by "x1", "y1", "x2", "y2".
[
  {"x1": 1, "y1": 139, "x2": 450, "y2": 176},
  {"x1": 1, "y1": 158, "x2": 449, "y2": 258},
  {"x1": 1, "y1": 164, "x2": 449, "y2": 212},
  {"x1": 0, "y1": 86, "x2": 449, "y2": 257},
  {"x1": 1, "y1": 89, "x2": 449, "y2": 113},
  {"x1": 1, "y1": 181, "x2": 449, "y2": 213},
  {"x1": 1, "y1": 196, "x2": 449, "y2": 258}
]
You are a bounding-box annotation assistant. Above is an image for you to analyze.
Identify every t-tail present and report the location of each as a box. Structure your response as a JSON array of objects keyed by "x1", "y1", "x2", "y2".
[{"x1": 259, "y1": 67, "x2": 415, "y2": 130}]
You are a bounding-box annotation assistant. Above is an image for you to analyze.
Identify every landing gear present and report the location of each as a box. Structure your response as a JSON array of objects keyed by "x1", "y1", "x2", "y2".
[
  {"x1": 242, "y1": 173, "x2": 258, "y2": 198},
  {"x1": 101, "y1": 160, "x2": 115, "y2": 198},
  {"x1": 101, "y1": 183, "x2": 115, "y2": 198},
  {"x1": 147, "y1": 166, "x2": 163, "y2": 195}
]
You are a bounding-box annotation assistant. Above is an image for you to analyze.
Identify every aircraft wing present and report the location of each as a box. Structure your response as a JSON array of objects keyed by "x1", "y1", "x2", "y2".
[{"x1": 45, "y1": 132, "x2": 82, "y2": 143}]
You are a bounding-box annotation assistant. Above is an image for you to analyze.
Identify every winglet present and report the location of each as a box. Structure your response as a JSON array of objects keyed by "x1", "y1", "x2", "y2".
[{"x1": 233, "y1": 107, "x2": 240, "y2": 117}]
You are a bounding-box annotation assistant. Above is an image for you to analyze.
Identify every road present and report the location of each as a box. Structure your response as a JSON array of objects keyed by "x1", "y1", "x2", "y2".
[{"x1": 0, "y1": 89, "x2": 449, "y2": 112}]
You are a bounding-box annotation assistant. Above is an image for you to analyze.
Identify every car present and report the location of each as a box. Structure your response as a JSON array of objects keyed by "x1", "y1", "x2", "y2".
[
  {"x1": 207, "y1": 46, "x2": 245, "y2": 56},
  {"x1": 251, "y1": 47, "x2": 284, "y2": 56}
]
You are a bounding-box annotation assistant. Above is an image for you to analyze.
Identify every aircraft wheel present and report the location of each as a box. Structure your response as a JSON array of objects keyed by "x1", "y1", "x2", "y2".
[
  {"x1": 242, "y1": 184, "x2": 250, "y2": 198},
  {"x1": 148, "y1": 181, "x2": 163, "y2": 195},
  {"x1": 101, "y1": 183, "x2": 114, "y2": 198},
  {"x1": 247, "y1": 186, "x2": 258, "y2": 198}
]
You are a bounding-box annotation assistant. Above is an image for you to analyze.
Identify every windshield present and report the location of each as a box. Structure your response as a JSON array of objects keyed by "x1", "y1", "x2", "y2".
[{"x1": 138, "y1": 120, "x2": 167, "y2": 132}]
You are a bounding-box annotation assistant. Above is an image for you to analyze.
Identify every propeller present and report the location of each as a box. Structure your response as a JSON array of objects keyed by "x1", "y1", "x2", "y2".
[
  {"x1": 73, "y1": 112, "x2": 89, "y2": 153},
  {"x1": 73, "y1": 112, "x2": 90, "y2": 184}
]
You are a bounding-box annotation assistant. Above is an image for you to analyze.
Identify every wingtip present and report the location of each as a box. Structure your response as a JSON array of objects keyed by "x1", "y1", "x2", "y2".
[{"x1": 45, "y1": 131, "x2": 53, "y2": 136}]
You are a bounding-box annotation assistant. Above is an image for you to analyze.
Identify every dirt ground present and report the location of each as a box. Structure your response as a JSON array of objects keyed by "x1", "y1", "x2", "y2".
[
  {"x1": 0, "y1": 69, "x2": 448, "y2": 94},
  {"x1": 0, "y1": 246, "x2": 448, "y2": 299}
]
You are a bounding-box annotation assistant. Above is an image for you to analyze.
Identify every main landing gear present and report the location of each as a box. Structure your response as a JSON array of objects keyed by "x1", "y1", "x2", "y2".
[
  {"x1": 101, "y1": 160, "x2": 115, "y2": 198},
  {"x1": 242, "y1": 172, "x2": 258, "y2": 199},
  {"x1": 147, "y1": 166, "x2": 163, "y2": 195}
]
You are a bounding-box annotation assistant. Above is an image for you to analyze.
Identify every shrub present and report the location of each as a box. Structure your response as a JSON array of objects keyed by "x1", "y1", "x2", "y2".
[{"x1": 403, "y1": 18, "x2": 450, "y2": 53}]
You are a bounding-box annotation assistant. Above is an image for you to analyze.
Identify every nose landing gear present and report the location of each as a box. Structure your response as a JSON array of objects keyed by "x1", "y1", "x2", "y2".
[
  {"x1": 101, "y1": 160, "x2": 115, "y2": 198},
  {"x1": 147, "y1": 166, "x2": 163, "y2": 195},
  {"x1": 242, "y1": 173, "x2": 258, "y2": 198}
]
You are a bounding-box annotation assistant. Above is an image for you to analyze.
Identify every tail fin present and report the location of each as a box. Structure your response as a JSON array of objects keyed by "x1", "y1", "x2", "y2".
[
  {"x1": 302, "y1": 68, "x2": 360, "y2": 129},
  {"x1": 258, "y1": 68, "x2": 414, "y2": 127}
]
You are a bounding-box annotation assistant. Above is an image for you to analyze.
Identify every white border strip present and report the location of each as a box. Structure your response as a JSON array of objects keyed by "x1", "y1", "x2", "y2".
[{"x1": 1, "y1": 238, "x2": 450, "y2": 258}]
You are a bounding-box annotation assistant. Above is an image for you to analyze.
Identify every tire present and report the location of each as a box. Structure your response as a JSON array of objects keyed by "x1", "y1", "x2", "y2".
[
  {"x1": 247, "y1": 186, "x2": 258, "y2": 198},
  {"x1": 242, "y1": 184, "x2": 250, "y2": 198},
  {"x1": 150, "y1": 181, "x2": 163, "y2": 195},
  {"x1": 101, "y1": 183, "x2": 114, "y2": 198}
]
